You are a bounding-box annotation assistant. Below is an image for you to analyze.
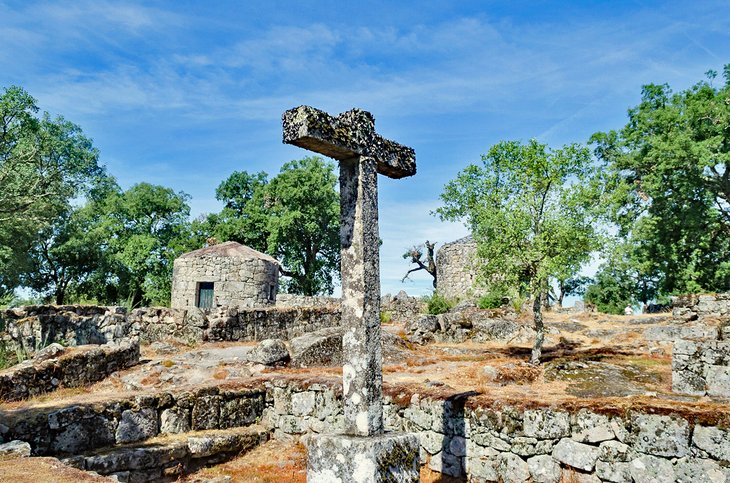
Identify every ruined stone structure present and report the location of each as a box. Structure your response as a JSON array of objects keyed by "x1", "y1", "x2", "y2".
[
  {"x1": 283, "y1": 105, "x2": 420, "y2": 481},
  {"x1": 170, "y1": 241, "x2": 279, "y2": 309},
  {"x1": 436, "y1": 235, "x2": 481, "y2": 300},
  {"x1": 3, "y1": 378, "x2": 729, "y2": 482}
]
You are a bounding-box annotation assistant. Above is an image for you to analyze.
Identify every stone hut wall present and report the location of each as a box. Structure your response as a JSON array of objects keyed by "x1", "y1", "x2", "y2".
[
  {"x1": 436, "y1": 236, "x2": 482, "y2": 301},
  {"x1": 171, "y1": 250, "x2": 279, "y2": 309}
]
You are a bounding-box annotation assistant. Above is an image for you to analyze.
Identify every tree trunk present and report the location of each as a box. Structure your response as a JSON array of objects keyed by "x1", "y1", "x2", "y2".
[
  {"x1": 530, "y1": 292, "x2": 545, "y2": 365},
  {"x1": 55, "y1": 288, "x2": 65, "y2": 305}
]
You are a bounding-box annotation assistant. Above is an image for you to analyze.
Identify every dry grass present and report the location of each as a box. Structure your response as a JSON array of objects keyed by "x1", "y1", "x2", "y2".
[
  {"x1": 183, "y1": 439, "x2": 306, "y2": 482},
  {"x1": 0, "y1": 457, "x2": 113, "y2": 482}
]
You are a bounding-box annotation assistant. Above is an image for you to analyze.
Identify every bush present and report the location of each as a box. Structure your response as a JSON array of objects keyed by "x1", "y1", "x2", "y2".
[
  {"x1": 380, "y1": 311, "x2": 393, "y2": 324},
  {"x1": 423, "y1": 292, "x2": 456, "y2": 315},
  {"x1": 478, "y1": 289, "x2": 507, "y2": 309}
]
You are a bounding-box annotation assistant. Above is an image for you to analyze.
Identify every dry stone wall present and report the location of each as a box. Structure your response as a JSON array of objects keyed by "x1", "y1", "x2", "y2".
[
  {"x1": 0, "y1": 304, "x2": 342, "y2": 349},
  {"x1": 2, "y1": 379, "x2": 730, "y2": 481},
  {"x1": 0, "y1": 305, "x2": 137, "y2": 355},
  {"x1": 258, "y1": 379, "x2": 730, "y2": 482},
  {"x1": 436, "y1": 236, "x2": 482, "y2": 301},
  {"x1": 672, "y1": 293, "x2": 730, "y2": 322},
  {"x1": 0, "y1": 341, "x2": 139, "y2": 401}
]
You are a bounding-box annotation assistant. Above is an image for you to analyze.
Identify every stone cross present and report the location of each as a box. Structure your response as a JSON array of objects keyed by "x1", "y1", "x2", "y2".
[{"x1": 283, "y1": 106, "x2": 416, "y2": 437}]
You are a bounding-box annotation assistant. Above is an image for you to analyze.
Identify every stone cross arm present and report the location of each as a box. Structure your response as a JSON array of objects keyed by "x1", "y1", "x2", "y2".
[{"x1": 282, "y1": 105, "x2": 416, "y2": 179}]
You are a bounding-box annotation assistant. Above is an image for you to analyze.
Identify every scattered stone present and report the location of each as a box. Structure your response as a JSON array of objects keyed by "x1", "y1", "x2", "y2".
[
  {"x1": 288, "y1": 327, "x2": 342, "y2": 367},
  {"x1": 0, "y1": 440, "x2": 31, "y2": 457},
  {"x1": 149, "y1": 341, "x2": 178, "y2": 355},
  {"x1": 247, "y1": 339, "x2": 289, "y2": 366}
]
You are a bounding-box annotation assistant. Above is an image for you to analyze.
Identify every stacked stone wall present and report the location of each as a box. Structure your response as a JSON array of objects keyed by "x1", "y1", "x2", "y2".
[
  {"x1": 0, "y1": 305, "x2": 137, "y2": 355},
  {"x1": 436, "y1": 236, "x2": 482, "y2": 301},
  {"x1": 275, "y1": 294, "x2": 339, "y2": 308},
  {"x1": 672, "y1": 293, "x2": 730, "y2": 322},
  {"x1": 2, "y1": 379, "x2": 729, "y2": 481},
  {"x1": 171, "y1": 254, "x2": 278, "y2": 309},
  {"x1": 0, "y1": 341, "x2": 139, "y2": 401},
  {"x1": 0, "y1": 304, "x2": 342, "y2": 349}
]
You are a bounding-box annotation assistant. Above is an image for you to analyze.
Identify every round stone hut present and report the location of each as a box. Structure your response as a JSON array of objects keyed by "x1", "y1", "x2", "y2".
[
  {"x1": 436, "y1": 235, "x2": 482, "y2": 300},
  {"x1": 171, "y1": 241, "x2": 280, "y2": 309}
]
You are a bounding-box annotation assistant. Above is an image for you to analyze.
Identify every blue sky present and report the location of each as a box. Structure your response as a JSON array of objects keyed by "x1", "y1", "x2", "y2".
[{"x1": 2, "y1": 0, "x2": 729, "y2": 297}]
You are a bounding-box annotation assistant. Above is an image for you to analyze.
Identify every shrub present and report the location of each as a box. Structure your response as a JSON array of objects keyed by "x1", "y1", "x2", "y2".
[
  {"x1": 380, "y1": 311, "x2": 393, "y2": 324},
  {"x1": 423, "y1": 292, "x2": 456, "y2": 315},
  {"x1": 478, "y1": 289, "x2": 507, "y2": 309}
]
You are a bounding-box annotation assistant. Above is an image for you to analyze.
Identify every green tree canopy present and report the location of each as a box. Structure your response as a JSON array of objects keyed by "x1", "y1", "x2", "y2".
[
  {"x1": 437, "y1": 139, "x2": 600, "y2": 363},
  {"x1": 207, "y1": 156, "x2": 340, "y2": 296},
  {"x1": 591, "y1": 66, "x2": 730, "y2": 296},
  {"x1": 0, "y1": 85, "x2": 105, "y2": 300}
]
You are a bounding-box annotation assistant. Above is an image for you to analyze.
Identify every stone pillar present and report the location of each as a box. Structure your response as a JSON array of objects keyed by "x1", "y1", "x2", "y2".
[
  {"x1": 339, "y1": 155, "x2": 383, "y2": 436},
  {"x1": 282, "y1": 105, "x2": 420, "y2": 483}
]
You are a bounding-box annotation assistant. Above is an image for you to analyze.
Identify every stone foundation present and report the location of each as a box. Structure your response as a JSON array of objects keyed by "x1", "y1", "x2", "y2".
[
  {"x1": 2, "y1": 379, "x2": 730, "y2": 481},
  {"x1": 0, "y1": 341, "x2": 139, "y2": 401},
  {"x1": 306, "y1": 432, "x2": 419, "y2": 482}
]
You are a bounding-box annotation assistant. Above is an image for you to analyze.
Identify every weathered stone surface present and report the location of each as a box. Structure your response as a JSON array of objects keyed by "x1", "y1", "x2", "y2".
[
  {"x1": 289, "y1": 327, "x2": 342, "y2": 368},
  {"x1": 171, "y1": 241, "x2": 279, "y2": 309},
  {"x1": 552, "y1": 438, "x2": 599, "y2": 472},
  {"x1": 572, "y1": 409, "x2": 615, "y2": 443},
  {"x1": 160, "y1": 408, "x2": 190, "y2": 434},
  {"x1": 631, "y1": 414, "x2": 690, "y2": 457},
  {"x1": 306, "y1": 432, "x2": 420, "y2": 483},
  {"x1": 498, "y1": 452, "x2": 530, "y2": 483},
  {"x1": 675, "y1": 457, "x2": 727, "y2": 483},
  {"x1": 116, "y1": 408, "x2": 158, "y2": 444},
  {"x1": 0, "y1": 440, "x2": 31, "y2": 457},
  {"x1": 436, "y1": 236, "x2": 482, "y2": 301},
  {"x1": 428, "y1": 450, "x2": 463, "y2": 477},
  {"x1": 628, "y1": 454, "x2": 675, "y2": 483},
  {"x1": 339, "y1": 155, "x2": 383, "y2": 436},
  {"x1": 598, "y1": 440, "x2": 635, "y2": 462},
  {"x1": 693, "y1": 425, "x2": 730, "y2": 461},
  {"x1": 527, "y1": 454, "x2": 561, "y2": 483},
  {"x1": 282, "y1": 105, "x2": 416, "y2": 179},
  {"x1": 247, "y1": 339, "x2": 289, "y2": 366},
  {"x1": 33, "y1": 343, "x2": 66, "y2": 362},
  {"x1": 192, "y1": 395, "x2": 221, "y2": 430},
  {"x1": 523, "y1": 410, "x2": 571, "y2": 439},
  {"x1": 673, "y1": 339, "x2": 730, "y2": 397},
  {"x1": 595, "y1": 460, "x2": 632, "y2": 483}
]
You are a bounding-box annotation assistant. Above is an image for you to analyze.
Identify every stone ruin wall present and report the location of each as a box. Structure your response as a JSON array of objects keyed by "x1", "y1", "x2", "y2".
[
  {"x1": 171, "y1": 254, "x2": 279, "y2": 309},
  {"x1": 669, "y1": 293, "x2": 730, "y2": 398},
  {"x1": 436, "y1": 236, "x2": 483, "y2": 301},
  {"x1": 0, "y1": 304, "x2": 342, "y2": 351},
  {"x1": 2, "y1": 378, "x2": 729, "y2": 482}
]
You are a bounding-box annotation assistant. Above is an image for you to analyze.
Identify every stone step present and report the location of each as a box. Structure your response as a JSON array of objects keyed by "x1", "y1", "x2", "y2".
[{"x1": 61, "y1": 424, "x2": 269, "y2": 483}]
